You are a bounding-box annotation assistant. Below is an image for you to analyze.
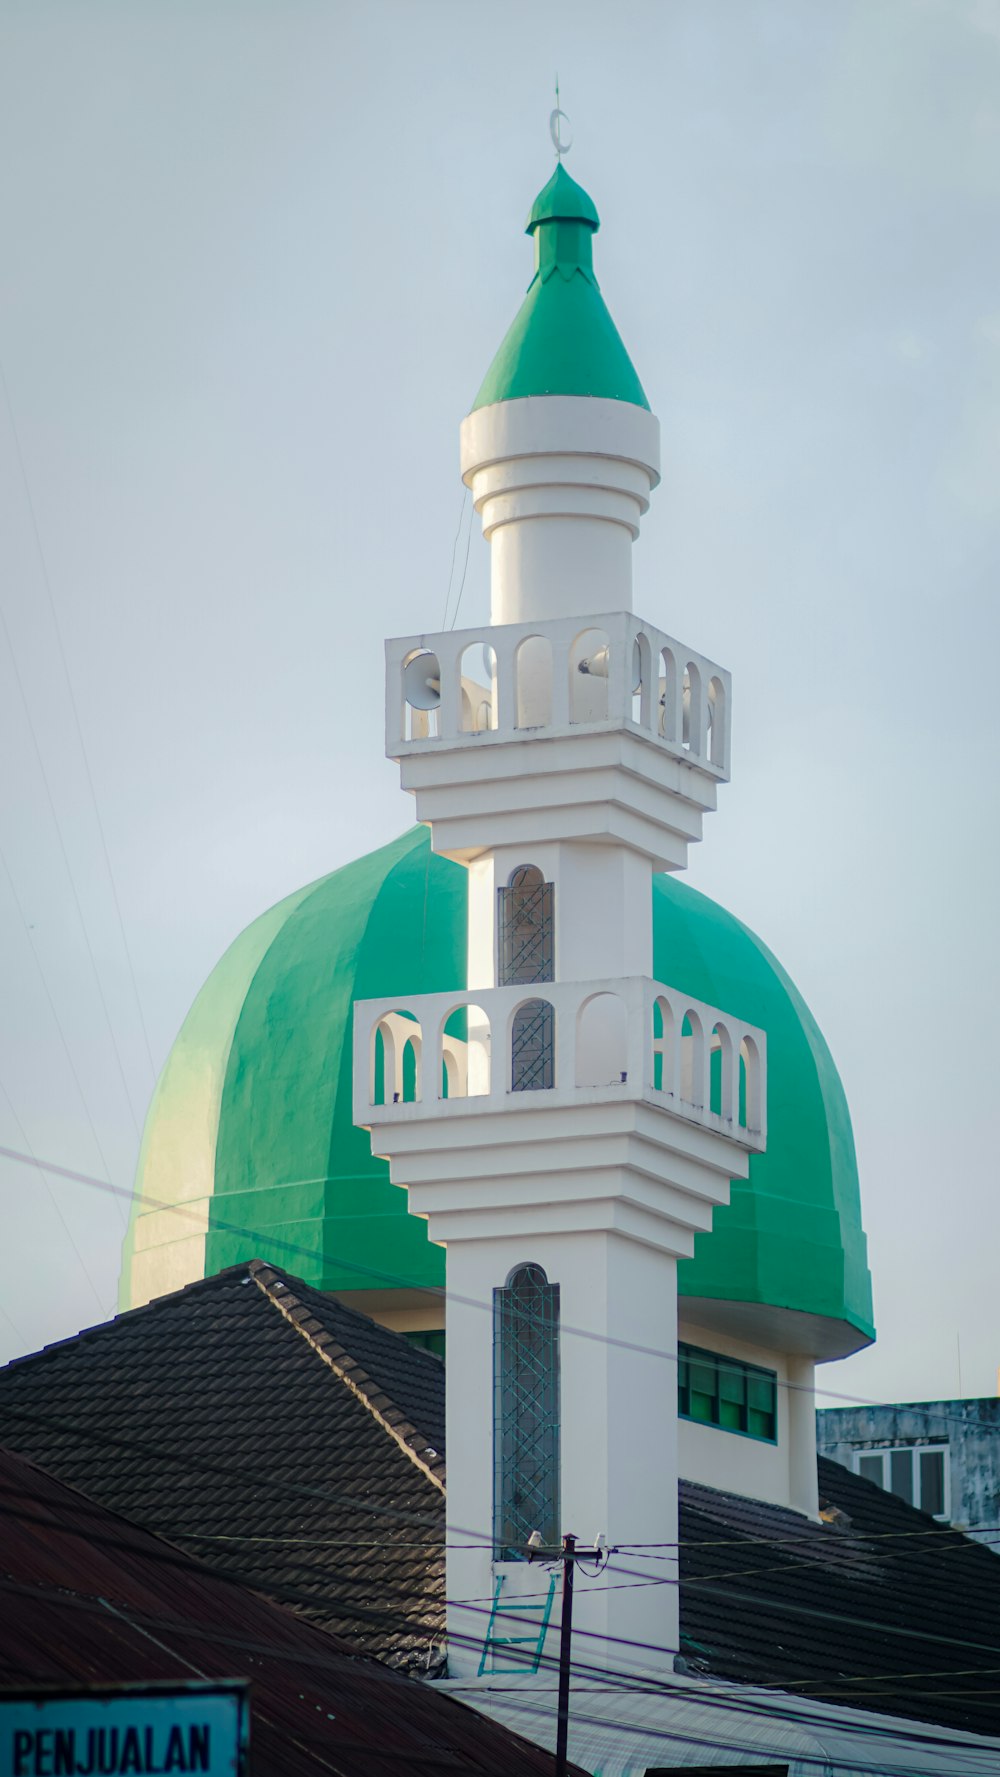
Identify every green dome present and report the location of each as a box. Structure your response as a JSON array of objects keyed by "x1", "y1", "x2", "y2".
[
  {"x1": 122, "y1": 826, "x2": 873, "y2": 1355},
  {"x1": 471, "y1": 165, "x2": 650, "y2": 412}
]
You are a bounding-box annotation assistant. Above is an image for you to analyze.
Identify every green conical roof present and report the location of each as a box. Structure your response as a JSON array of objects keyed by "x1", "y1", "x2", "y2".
[
  {"x1": 472, "y1": 164, "x2": 650, "y2": 412},
  {"x1": 122, "y1": 826, "x2": 874, "y2": 1356}
]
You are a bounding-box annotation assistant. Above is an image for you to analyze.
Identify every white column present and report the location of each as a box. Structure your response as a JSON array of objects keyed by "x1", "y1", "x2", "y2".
[
  {"x1": 444, "y1": 1228, "x2": 679, "y2": 1679},
  {"x1": 460, "y1": 397, "x2": 661, "y2": 628},
  {"x1": 787, "y1": 1355, "x2": 819, "y2": 1519}
]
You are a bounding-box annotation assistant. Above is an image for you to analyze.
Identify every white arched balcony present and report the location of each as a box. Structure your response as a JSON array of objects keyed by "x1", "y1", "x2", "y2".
[
  {"x1": 386, "y1": 610, "x2": 731, "y2": 779},
  {"x1": 354, "y1": 977, "x2": 765, "y2": 1150}
]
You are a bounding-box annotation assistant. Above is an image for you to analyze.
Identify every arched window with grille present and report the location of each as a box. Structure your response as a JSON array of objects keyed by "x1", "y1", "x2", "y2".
[
  {"x1": 499, "y1": 866, "x2": 555, "y2": 1091},
  {"x1": 493, "y1": 1263, "x2": 560, "y2": 1559},
  {"x1": 498, "y1": 865, "x2": 554, "y2": 985}
]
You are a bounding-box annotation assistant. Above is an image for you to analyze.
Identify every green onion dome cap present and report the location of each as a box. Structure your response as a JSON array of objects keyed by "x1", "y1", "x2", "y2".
[
  {"x1": 472, "y1": 164, "x2": 650, "y2": 412},
  {"x1": 122, "y1": 827, "x2": 874, "y2": 1359}
]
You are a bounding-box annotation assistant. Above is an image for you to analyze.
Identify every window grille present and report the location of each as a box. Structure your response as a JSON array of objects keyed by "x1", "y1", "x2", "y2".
[
  {"x1": 678, "y1": 1342, "x2": 777, "y2": 1443},
  {"x1": 510, "y1": 999, "x2": 555, "y2": 1091},
  {"x1": 494, "y1": 1263, "x2": 560, "y2": 1559},
  {"x1": 498, "y1": 866, "x2": 554, "y2": 986},
  {"x1": 499, "y1": 866, "x2": 555, "y2": 1091}
]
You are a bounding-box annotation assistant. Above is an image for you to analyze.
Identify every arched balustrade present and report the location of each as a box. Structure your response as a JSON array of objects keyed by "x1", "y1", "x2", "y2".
[
  {"x1": 438, "y1": 1003, "x2": 492, "y2": 1099},
  {"x1": 371, "y1": 1009, "x2": 424, "y2": 1105},
  {"x1": 740, "y1": 1035, "x2": 762, "y2": 1135},
  {"x1": 357, "y1": 976, "x2": 764, "y2": 1144},
  {"x1": 569, "y1": 627, "x2": 611, "y2": 724},
  {"x1": 388, "y1": 614, "x2": 731, "y2": 776},
  {"x1": 575, "y1": 990, "x2": 628, "y2": 1088},
  {"x1": 459, "y1": 641, "x2": 495, "y2": 734},
  {"x1": 658, "y1": 645, "x2": 679, "y2": 744},
  {"x1": 710, "y1": 1022, "x2": 734, "y2": 1120},
  {"x1": 708, "y1": 674, "x2": 726, "y2": 768},
  {"x1": 514, "y1": 635, "x2": 553, "y2": 729}
]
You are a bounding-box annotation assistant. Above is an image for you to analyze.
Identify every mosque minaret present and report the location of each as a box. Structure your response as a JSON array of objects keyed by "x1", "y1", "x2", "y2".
[
  {"x1": 122, "y1": 141, "x2": 873, "y2": 1696},
  {"x1": 352, "y1": 157, "x2": 770, "y2": 1673}
]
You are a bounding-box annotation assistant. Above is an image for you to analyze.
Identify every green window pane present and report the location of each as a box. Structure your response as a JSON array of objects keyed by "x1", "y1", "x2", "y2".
[
  {"x1": 748, "y1": 1407, "x2": 775, "y2": 1440},
  {"x1": 719, "y1": 1365, "x2": 746, "y2": 1404},
  {"x1": 677, "y1": 1344, "x2": 776, "y2": 1443},
  {"x1": 690, "y1": 1359, "x2": 716, "y2": 1399}
]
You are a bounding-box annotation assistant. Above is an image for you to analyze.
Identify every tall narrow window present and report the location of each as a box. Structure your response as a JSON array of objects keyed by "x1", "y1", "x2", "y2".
[
  {"x1": 494, "y1": 1263, "x2": 560, "y2": 1559},
  {"x1": 498, "y1": 866, "x2": 554, "y2": 985},
  {"x1": 510, "y1": 999, "x2": 555, "y2": 1091},
  {"x1": 499, "y1": 866, "x2": 555, "y2": 1091}
]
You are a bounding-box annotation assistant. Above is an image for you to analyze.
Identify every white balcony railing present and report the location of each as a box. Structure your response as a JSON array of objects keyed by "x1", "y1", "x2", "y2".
[
  {"x1": 353, "y1": 977, "x2": 765, "y2": 1150},
  {"x1": 386, "y1": 611, "x2": 732, "y2": 780}
]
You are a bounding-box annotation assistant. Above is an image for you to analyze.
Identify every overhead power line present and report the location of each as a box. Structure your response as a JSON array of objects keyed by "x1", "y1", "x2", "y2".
[
  {"x1": 5, "y1": 1398, "x2": 1000, "y2": 1687},
  {"x1": 0, "y1": 1064, "x2": 107, "y2": 1317},
  {"x1": 3, "y1": 1559, "x2": 999, "y2": 1773},
  {"x1": 1, "y1": 1135, "x2": 993, "y2": 1438}
]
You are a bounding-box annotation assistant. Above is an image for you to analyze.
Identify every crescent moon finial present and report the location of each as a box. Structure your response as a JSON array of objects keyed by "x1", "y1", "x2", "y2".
[{"x1": 550, "y1": 106, "x2": 572, "y2": 159}]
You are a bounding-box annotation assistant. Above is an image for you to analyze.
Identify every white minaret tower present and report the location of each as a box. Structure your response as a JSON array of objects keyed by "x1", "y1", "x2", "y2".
[{"x1": 353, "y1": 157, "x2": 766, "y2": 1678}]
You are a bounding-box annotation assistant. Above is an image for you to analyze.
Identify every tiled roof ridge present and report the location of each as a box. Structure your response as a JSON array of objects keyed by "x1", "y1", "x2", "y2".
[
  {"x1": 0, "y1": 1263, "x2": 258, "y2": 1376},
  {"x1": 248, "y1": 1261, "x2": 446, "y2": 1491}
]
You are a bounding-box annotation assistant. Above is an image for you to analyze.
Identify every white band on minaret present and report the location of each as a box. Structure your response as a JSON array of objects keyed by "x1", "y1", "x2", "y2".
[{"x1": 460, "y1": 395, "x2": 661, "y2": 624}]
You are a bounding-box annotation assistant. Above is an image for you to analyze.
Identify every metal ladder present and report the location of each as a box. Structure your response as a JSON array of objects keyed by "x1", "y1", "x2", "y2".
[{"x1": 477, "y1": 1572, "x2": 558, "y2": 1676}]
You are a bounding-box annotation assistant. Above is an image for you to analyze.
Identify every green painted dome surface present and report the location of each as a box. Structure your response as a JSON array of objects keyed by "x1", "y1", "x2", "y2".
[
  {"x1": 123, "y1": 827, "x2": 873, "y2": 1347},
  {"x1": 472, "y1": 165, "x2": 650, "y2": 412}
]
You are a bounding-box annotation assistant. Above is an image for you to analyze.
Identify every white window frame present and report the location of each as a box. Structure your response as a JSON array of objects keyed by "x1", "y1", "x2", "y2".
[{"x1": 853, "y1": 1443, "x2": 950, "y2": 1521}]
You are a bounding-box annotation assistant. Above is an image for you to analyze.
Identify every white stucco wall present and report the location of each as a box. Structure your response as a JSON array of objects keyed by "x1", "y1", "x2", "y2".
[{"x1": 677, "y1": 1317, "x2": 813, "y2": 1512}]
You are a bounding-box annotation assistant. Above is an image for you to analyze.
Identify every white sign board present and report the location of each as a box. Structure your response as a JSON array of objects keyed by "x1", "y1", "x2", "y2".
[{"x1": 0, "y1": 1684, "x2": 248, "y2": 1777}]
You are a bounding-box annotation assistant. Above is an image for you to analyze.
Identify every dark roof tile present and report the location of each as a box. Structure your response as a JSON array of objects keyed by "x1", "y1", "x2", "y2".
[
  {"x1": 679, "y1": 1456, "x2": 1000, "y2": 1737},
  {"x1": 0, "y1": 1263, "x2": 444, "y2": 1672}
]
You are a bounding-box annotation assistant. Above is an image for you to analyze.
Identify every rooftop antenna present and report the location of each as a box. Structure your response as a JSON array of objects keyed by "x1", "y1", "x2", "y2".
[{"x1": 550, "y1": 75, "x2": 572, "y2": 160}]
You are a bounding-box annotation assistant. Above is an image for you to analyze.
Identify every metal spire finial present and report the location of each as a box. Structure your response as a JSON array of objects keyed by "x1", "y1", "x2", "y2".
[{"x1": 550, "y1": 75, "x2": 572, "y2": 160}]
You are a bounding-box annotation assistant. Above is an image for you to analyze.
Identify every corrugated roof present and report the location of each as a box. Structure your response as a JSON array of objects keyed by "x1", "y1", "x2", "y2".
[{"x1": 0, "y1": 1444, "x2": 577, "y2": 1776}]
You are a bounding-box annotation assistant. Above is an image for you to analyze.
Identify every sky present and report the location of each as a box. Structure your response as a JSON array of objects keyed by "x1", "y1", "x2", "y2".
[{"x1": 0, "y1": 0, "x2": 998, "y2": 1411}]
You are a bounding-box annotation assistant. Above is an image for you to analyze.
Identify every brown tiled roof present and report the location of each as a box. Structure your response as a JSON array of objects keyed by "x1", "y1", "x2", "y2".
[
  {"x1": 0, "y1": 1445, "x2": 577, "y2": 1777},
  {"x1": 0, "y1": 1263, "x2": 445, "y2": 1671}
]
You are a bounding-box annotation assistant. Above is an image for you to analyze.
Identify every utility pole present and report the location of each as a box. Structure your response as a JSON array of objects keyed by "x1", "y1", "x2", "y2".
[
  {"x1": 528, "y1": 1531, "x2": 607, "y2": 1777},
  {"x1": 555, "y1": 1532, "x2": 576, "y2": 1777}
]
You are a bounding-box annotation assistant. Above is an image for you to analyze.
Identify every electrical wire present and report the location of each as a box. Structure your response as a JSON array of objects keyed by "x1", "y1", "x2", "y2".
[
  {"x1": 3, "y1": 1134, "x2": 995, "y2": 1442},
  {"x1": 440, "y1": 486, "x2": 470, "y2": 629},
  {"x1": 0, "y1": 1069, "x2": 107, "y2": 1317},
  {"x1": 483, "y1": 1685, "x2": 1000, "y2": 1777},
  {"x1": 5, "y1": 1399, "x2": 1000, "y2": 1686},
  {"x1": 5, "y1": 1564, "x2": 1000, "y2": 1773},
  {"x1": 4, "y1": 1539, "x2": 1000, "y2": 1765},
  {"x1": 4, "y1": 1457, "x2": 1000, "y2": 1764},
  {"x1": 449, "y1": 488, "x2": 474, "y2": 629}
]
